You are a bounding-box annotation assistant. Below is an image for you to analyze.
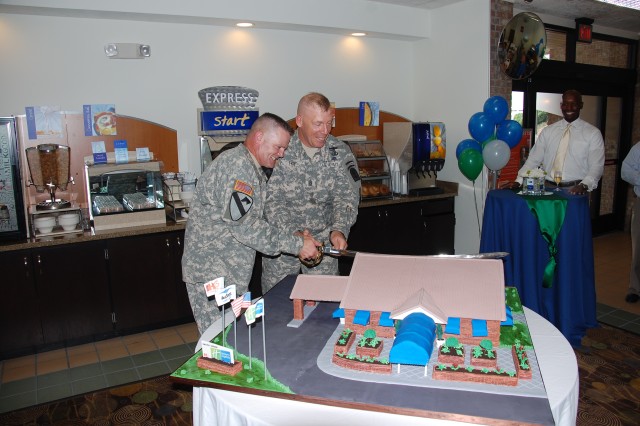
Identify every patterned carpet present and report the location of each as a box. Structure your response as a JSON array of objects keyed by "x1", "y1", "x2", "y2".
[
  {"x1": 0, "y1": 324, "x2": 638, "y2": 425},
  {"x1": 575, "y1": 325, "x2": 640, "y2": 426}
]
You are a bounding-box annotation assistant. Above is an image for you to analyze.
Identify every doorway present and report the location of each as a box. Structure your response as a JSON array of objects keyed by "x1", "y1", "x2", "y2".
[{"x1": 512, "y1": 34, "x2": 636, "y2": 235}]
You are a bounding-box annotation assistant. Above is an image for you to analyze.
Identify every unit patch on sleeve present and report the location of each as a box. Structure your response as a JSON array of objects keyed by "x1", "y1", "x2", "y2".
[{"x1": 229, "y1": 191, "x2": 254, "y2": 221}]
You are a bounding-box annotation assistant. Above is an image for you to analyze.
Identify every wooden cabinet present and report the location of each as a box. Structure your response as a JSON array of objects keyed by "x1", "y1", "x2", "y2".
[
  {"x1": 0, "y1": 241, "x2": 112, "y2": 358},
  {"x1": 107, "y1": 230, "x2": 193, "y2": 333},
  {"x1": 0, "y1": 249, "x2": 44, "y2": 358},
  {"x1": 35, "y1": 241, "x2": 112, "y2": 347},
  {"x1": 341, "y1": 197, "x2": 455, "y2": 274}
]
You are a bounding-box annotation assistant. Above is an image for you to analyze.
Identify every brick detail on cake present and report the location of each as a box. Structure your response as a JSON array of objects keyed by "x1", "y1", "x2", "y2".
[
  {"x1": 293, "y1": 299, "x2": 305, "y2": 320},
  {"x1": 443, "y1": 319, "x2": 501, "y2": 347},
  {"x1": 305, "y1": 300, "x2": 317, "y2": 306},
  {"x1": 431, "y1": 367, "x2": 518, "y2": 386},
  {"x1": 437, "y1": 351, "x2": 465, "y2": 366},
  {"x1": 343, "y1": 309, "x2": 395, "y2": 338},
  {"x1": 332, "y1": 354, "x2": 392, "y2": 374},
  {"x1": 355, "y1": 339, "x2": 383, "y2": 358},
  {"x1": 334, "y1": 330, "x2": 355, "y2": 354},
  {"x1": 470, "y1": 349, "x2": 498, "y2": 368},
  {"x1": 511, "y1": 346, "x2": 533, "y2": 379},
  {"x1": 196, "y1": 356, "x2": 243, "y2": 376}
]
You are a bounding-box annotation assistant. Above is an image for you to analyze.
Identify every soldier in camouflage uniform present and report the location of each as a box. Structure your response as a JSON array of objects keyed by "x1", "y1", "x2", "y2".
[
  {"x1": 261, "y1": 93, "x2": 361, "y2": 293},
  {"x1": 182, "y1": 113, "x2": 320, "y2": 334}
]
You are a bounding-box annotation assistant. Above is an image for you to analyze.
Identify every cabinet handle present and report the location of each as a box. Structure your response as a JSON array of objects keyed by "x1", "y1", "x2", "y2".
[
  {"x1": 176, "y1": 237, "x2": 181, "y2": 246},
  {"x1": 166, "y1": 238, "x2": 170, "y2": 248},
  {"x1": 36, "y1": 254, "x2": 42, "y2": 276}
]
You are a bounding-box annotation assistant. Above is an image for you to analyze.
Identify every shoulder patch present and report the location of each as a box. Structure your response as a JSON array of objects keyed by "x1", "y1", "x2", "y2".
[
  {"x1": 229, "y1": 191, "x2": 254, "y2": 221},
  {"x1": 233, "y1": 180, "x2": 254, "y2": 196}
]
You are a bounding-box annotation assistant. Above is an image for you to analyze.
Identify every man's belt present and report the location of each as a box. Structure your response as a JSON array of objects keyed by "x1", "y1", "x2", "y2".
[{"x1": 547, "y1": 179, "x2": 581, "y2": 188}]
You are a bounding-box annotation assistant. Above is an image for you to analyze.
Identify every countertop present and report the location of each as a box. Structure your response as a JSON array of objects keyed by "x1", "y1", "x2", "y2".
[{"x1": 0, "y1": 181, "x2": 457, "y2": 253}]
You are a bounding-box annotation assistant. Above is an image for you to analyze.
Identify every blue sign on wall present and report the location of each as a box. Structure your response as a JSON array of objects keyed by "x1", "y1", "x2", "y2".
[{"x1": 199, "y1": 110, "x2": 259, "y2": 136}]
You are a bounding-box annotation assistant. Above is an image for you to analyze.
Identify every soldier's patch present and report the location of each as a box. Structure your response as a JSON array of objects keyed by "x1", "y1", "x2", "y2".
[
  {"x1": 229, "y1": 191, "x2": 254, "y2": 221},
  {"x1": 233, "y1": 180, "x2": 254, "y2": 197},
  {"x1": 345, "y1": 159, "x2": 361, "y2": 182}
]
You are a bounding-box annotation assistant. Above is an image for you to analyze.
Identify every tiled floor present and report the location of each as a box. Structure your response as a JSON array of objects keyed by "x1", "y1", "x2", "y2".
[
  {"x1": 0, "y1": 231, "x2": 638, "y2": 415},
  {"x1": 0, "y1": 322, "x2": 199, "y2": 414}
]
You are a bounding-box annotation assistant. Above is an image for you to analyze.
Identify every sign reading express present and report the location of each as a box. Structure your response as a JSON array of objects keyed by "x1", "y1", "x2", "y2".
[{"x1": 198, "y1": 86, "x2": 259, "y2": 137}]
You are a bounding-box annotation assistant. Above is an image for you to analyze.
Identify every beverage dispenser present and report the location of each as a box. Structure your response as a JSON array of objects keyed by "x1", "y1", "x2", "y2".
[{"x1": 408, "y1": 122, "x2": 445, "y2": 195}]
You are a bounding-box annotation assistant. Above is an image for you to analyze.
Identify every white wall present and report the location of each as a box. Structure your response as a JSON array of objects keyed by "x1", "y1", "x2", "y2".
[
  {"x1": 414, "y1": 0, "x2": 491, "y2": 254},
  {"x1": 0, "y1": 0, "x2": 492, "y2": 255}
]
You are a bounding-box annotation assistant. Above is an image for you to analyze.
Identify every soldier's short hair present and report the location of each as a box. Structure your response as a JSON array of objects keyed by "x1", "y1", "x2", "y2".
[
  {"x1": 298, "y1": 92, "x2": 331, "y2": 114},
  {"x1": 252, "y1": 112, "x2": 293, "y2": 136}
]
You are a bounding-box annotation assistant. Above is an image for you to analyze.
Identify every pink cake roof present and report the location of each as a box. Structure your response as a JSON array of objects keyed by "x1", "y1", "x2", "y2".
[
  {"x1": 339, "y1": 253, "x2": 506, "y2": 321},
  {"x1": 289, "y1": 275, "x2": 348, "y2": 302}
]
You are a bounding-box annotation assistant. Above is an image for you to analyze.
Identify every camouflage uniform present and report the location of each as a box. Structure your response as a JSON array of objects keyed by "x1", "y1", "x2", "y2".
[
  {"x1": 261, "y1": 131, "x2": 360, "y2": 293},
  {"x1": 182, "y1": 144, "x2": 303, "y2": 334}
]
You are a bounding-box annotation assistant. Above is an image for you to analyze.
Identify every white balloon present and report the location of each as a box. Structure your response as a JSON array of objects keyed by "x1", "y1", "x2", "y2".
[{"x1": 482, "y1": 139, "x2": 511, "y2": 171}]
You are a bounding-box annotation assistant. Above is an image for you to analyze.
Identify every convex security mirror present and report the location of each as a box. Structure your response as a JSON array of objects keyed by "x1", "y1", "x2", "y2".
[{"x1": 498, "y1": 12, "x2": 546, "y2": 80}]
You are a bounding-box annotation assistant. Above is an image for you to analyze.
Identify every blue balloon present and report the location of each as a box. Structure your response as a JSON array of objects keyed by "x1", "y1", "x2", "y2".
[
  {"x1": 468, "y1": 112, "x2": 495, "y2": 143},
  {"x1": 456, "y1": 139, "x2": 482, "y2": 159},
  {"x1": 483, "y1": 96, "x2": 509, "y2": 124},
  {"x1": 496, "y1": 120, "x2": 524, "y2": 149}
]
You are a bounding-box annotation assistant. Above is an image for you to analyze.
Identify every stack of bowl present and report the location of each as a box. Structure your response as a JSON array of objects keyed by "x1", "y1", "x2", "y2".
[
  {"x1": 57, "y1": 213, "x2": 80, "y2": 231},
  {"x1": 34, "y1": 216, "x2": 56, "y2": 234}
]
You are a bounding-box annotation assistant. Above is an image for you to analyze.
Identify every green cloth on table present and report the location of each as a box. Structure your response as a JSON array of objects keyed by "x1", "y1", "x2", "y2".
[{"x1": 520, "y1": 193, "x2": 568, "y2": 288}]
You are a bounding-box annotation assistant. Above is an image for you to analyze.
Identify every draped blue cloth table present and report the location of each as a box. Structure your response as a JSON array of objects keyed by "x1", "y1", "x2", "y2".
[{"x1": 480, "y1": 189, "x2": 598, "y2": 346}]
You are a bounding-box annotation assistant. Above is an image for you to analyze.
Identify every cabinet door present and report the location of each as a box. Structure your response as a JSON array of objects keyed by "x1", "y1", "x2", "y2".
[
  {"x1": 170, "y1": 230, "x2": 195, "y2": 321},
  {"x1": 419, "y1": 198, "x2": 455, "y2": 255},
  {"x1": 0, "y1": 250, "x2": 43, "y2": 358},
  {"x1": 35, "y1": 241, "x2": 112, "y2": 346},
  {"x1": 108, "y1": 232, "x2": 179, "y2": 332}
]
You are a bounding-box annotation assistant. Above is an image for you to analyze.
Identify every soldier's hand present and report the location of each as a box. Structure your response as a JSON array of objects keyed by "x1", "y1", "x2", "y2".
[
  {"x1": 329, "y1": 230, "x2": 348, "y2": 250},
  {"x1": 299, "y1": 234, "x2": 322, "y2": 260}
]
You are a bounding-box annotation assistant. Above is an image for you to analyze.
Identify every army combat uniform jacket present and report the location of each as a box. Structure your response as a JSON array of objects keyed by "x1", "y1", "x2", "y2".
[
  {"x1": 264, "y1": 132, "x2": 361, "y2": 250},
  {"x1": 182, "y1": 143, "x2": 302, "y2": 290}
]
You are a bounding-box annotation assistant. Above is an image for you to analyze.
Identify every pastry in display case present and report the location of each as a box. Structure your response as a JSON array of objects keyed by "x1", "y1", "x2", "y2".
[
  {"x1": 347, "y1": 140, "x2": 392, "y2": 200},
  {"x1": 84, "y1": 161, "x2": 166, "y2": 231}
]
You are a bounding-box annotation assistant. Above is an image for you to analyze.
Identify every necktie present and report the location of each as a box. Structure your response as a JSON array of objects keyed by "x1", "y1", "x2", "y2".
[{"x1": 551, "y1": 124, "x2": 571, "y2": 176}]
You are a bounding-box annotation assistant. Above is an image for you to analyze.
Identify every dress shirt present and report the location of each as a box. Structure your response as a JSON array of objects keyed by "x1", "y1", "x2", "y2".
[
  {"x1": 517, "y1": 118, "x2": 605, "y2": 191},
  {"x1": 621, "y1": 142, "x2": 640, "y2": 197}
]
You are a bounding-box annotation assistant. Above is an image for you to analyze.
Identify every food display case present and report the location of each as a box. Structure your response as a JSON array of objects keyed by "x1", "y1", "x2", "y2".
[
  {"x1": 84, "y1": 161, "x2": 166, "y2": 231},
  {"x1": 347, "y1": 140, "x2": 392, "y2": 200}
]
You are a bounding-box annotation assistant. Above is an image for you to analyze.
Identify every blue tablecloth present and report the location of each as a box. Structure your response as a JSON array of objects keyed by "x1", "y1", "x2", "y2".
[{"x1": 480, "y1": 189, "x2": 598, "y2": 346}]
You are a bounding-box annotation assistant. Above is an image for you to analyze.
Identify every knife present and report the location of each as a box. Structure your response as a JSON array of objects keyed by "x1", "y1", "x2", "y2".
[{"x1": 321, "y1": 244, "x2": 509, "y2": 260}]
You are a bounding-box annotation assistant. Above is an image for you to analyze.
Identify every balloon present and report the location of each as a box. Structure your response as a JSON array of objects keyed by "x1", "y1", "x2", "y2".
[
  {"x1": 482, "y1": 139, "x2": 511, "y2": 171},
  {"x1": 468, "y1": 112, "x2": 495, "y2": 143},
  {"x1": 483, "y1": 96, "x2": 509, "y2": 124},
  {"x1": 496, "y1": 120, "x2": 524, "y2": 149},
  {"x1": 455, "y1": 139, "x2": 482, "y2": 159},
  {"x1": 458, "y1": 149, "x2": 484, "y2": 181}
]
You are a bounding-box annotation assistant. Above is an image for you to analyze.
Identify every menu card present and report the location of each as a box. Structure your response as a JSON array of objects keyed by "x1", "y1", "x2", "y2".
[{"x1": 114, "y1": 140, "x2": 128, "y2": 164}]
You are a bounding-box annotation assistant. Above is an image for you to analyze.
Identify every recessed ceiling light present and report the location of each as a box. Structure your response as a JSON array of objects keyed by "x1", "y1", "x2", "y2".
[
  {"x1": 351, "y1": 32, "x2": 367, "y2": 37},
  {"x1": 236, "y1": 22, "x2": 254, "y2": 28}
]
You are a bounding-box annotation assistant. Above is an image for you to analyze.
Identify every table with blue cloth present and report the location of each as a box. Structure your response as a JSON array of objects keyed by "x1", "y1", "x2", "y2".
[{"x1": 480, "y1": 189, "x2": 598, "y2": 346}]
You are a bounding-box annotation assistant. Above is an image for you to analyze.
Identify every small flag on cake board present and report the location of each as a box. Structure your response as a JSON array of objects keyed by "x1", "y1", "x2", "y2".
[
  {"x1": 244, "y1": 303, "x2": 257, "y2": 368},
  {"x1": 230, "y1": 292, "x2": 251, "y2": 349},
  {"x1": 255, "y1": 298, "x2": 266, "y2": 379},
  {"x1": 214, "y1": 284, "x2": 236, "y2": 348}
]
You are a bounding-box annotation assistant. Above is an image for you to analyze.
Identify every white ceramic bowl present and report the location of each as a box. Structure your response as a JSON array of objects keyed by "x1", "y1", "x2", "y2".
[
  {"x1": 58, "y1": 214, "x2": 80, "y2": 231},
  {"x1": 34, "y1": 217, "x2": 56, "y2": 231},
  {"x1": 180, "y1": 191, "x2": 194, "y2": 204}
]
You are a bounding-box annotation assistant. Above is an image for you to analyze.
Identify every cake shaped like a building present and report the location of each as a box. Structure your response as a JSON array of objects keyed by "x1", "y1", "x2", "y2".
[{"x1": 290, "y1": 252, "x2": 530, "y2": 384}]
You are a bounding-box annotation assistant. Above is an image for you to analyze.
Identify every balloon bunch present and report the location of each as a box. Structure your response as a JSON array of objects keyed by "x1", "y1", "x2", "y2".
[{"x1": 457, "y1": 96, "x2": 523, "y2": 181}]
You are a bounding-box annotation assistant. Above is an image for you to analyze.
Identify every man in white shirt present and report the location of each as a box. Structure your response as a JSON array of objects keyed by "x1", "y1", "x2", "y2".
[
  {"x1": 621, "y1": 142, "x2": 640, "y2": 303},
  {"x1": 507, "y1": 90, "x2": 605, "y2": 195}
]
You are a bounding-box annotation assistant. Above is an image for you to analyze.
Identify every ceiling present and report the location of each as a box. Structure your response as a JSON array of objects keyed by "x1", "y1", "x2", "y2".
[{"x1": 368, "y1": 0, "x2": 640, "y2": 35}]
